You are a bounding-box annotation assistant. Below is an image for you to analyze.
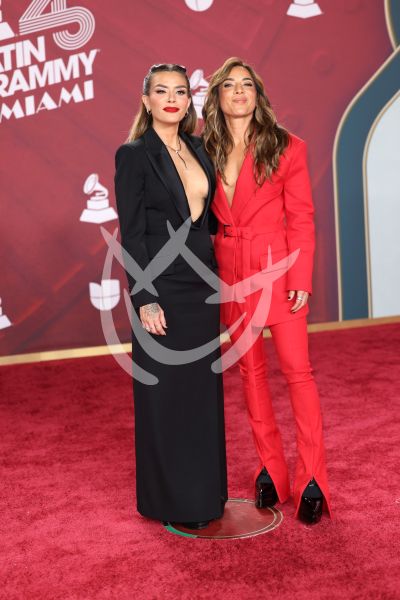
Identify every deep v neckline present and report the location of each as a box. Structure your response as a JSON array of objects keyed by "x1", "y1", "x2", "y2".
[
  {"x1": 165, "y1": 142, "x2": 209, "y2": 224},
  {"x1": 218, "y1": 150, "x2": 250, "y2": 211}
]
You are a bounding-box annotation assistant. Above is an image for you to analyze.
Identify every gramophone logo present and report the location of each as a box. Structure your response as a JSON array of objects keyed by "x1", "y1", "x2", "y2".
[
  {"x1": 0, "y1": 0, "x2": 99, "y2": 122},
  {"x1": 184, "y1": 1, "x2": 323, "y2": 19},
  {"x1": 185, "y1": 0, "x2": 214, "y2": 11},
  {"x1": 80, "y1": 173, "x2": 117, "y2": 224},
  {"x1": 89, "y1": 279, "x2": 120, "y2": 311},
  {"x1": 0, "y1": 296, "x2": 12, "y2": 330},
  {"x1": 189, "y1": 69, "x2": 209, "y2": 119},
  {"x1": 0, "y1": 0, "x2": 13, "y2": 39},
  {"x1": 287, "y1": 0, "x2": 322, "y2": 19}
]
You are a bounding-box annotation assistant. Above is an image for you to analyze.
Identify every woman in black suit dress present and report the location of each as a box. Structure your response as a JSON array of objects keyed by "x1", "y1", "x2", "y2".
[{"x1": 114, "y1": 64, "x2": 227, "y2": 528}]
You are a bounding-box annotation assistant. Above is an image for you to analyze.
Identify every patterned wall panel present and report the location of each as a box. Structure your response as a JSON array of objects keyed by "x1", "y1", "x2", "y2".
[{"x1": 0, "y1": 0, "x2": 393, "y2": 356}]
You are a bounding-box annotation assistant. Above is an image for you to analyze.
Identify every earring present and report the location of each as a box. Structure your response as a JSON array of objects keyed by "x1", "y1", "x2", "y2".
[{"x1": 146, "y1": 109, "x2": 151, "y2": 115}]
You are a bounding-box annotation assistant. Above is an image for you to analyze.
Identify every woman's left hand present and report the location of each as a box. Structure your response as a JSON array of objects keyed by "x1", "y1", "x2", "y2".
[{"x1": 288, "y1": 290, "x2": 309, "y2": 313}]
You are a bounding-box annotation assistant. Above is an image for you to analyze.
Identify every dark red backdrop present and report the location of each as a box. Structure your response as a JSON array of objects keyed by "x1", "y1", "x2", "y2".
[{"x1": 1, "y1": 1, "x2": 392, "y2": 356}]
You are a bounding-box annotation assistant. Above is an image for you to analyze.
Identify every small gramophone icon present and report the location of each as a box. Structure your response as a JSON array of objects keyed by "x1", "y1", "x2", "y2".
[
  {"x1": 287, "y1": 0, "x2": 322, "y2": 19},
  {"x1": 190, "y1": 69, "x2": 209, "y2": 119},
  {"x1": 80, "y1": 173, "x2": 118, "y2": 224},
  {"x1": 0, "y1": 3, "x2": 14, "y2": 41},
  {"x1": 0, "y1": 297, "x2": 11, "y2": 330}
]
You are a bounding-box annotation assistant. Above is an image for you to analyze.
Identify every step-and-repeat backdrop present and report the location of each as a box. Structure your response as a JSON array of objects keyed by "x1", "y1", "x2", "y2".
[{"x1": 1, "y1": 1, "x2": 397, "y2": 356}]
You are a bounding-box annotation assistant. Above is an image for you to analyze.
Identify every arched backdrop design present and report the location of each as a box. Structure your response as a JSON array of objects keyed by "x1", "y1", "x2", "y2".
[
  {"x1": 0, "y1": 0, "x2": 397, "y2": 357},
  {"x1": 333, "y1": 0, "x2": 400, "y2": 320}
]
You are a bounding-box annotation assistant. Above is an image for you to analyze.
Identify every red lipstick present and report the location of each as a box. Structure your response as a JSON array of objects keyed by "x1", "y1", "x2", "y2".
[{"x1": 163, "y1": 107, "x2": 179, "y2": 112}]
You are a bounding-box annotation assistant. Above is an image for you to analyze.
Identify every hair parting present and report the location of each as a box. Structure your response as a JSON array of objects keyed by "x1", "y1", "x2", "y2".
[
  {"x1": 126, "y1": 63, "x2": 197, "y2": 141},
  {"x1": 202, "y1": 57, "x2": 289, "y2": 185}
]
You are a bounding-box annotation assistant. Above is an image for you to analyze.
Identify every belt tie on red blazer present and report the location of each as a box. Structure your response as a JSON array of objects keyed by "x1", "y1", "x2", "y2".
[{"x1": 217, "y1": 224, "x2": 284, "y2": 317}]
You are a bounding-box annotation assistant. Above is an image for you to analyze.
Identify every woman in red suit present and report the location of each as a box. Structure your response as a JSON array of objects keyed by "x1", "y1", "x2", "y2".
[{"x1": 203, "y1": 57, "x2": 332, "y2": 524}]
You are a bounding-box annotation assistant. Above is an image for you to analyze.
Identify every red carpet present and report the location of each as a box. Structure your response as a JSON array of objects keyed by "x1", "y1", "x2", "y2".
[{"x1": 1, "y1": 323, "x2": 399, "y2": 599}]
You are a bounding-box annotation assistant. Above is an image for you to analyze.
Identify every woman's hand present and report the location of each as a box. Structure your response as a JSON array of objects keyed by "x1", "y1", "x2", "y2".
[
  {"x1": 288, "y1": 290, "x2": 309, "y2": 313},
  {"x1": 139, "y1": 303, "x2": 167, "y2": 335}
]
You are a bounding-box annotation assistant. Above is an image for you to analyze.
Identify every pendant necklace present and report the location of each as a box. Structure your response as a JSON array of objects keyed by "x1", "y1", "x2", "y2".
[{"x1": 164, "y1": 137, "x2": 188, "y2": 170}]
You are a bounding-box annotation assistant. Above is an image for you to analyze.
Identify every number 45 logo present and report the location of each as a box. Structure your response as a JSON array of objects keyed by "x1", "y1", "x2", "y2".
[{"x1": 0, "y1": 0, "x2": 95, "y2": 50}]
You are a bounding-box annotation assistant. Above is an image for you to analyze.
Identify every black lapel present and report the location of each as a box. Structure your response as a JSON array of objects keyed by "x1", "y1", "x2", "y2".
[
  {"x1": 180, "y1": 132, "x2": 216, "y2": 228},
  {"x1": 143, "y1": 127, "x2": 191, "y2": 223}
]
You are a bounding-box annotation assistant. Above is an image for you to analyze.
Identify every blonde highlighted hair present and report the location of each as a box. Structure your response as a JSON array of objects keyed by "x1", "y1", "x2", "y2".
[
  {"x1": 202, "y1": 57, "x2": 289, "y2": 184},
  {"x1": 126, "y1": 63, "x2": 197, "y2": 142}
]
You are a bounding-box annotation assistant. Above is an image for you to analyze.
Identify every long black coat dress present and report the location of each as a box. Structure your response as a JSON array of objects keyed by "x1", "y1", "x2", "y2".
[{"x1": 114, "y1": 127, "x2": 228, "y2": 522}]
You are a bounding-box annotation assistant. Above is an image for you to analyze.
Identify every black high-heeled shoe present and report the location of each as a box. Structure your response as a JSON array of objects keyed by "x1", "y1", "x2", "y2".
[
  {"x1": 299, "y1": 478, "x2": 323, "y2": 524},
  {"x1": 255, "y1": 467, "x2": 278, "y2": 508}
]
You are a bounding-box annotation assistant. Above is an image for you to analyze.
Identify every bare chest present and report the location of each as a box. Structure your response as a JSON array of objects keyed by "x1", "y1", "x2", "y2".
[
  {"x1": 221, "y1": 147, "x2": 246, "y2": 207},
  {"x1": 167, "y1": 147, "x2": 208, "y2": 221}
]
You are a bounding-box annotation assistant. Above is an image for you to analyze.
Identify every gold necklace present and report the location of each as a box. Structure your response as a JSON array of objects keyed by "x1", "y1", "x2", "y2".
[{"x1": 164, "y1": 137, "x2": 188, "y2": 170}]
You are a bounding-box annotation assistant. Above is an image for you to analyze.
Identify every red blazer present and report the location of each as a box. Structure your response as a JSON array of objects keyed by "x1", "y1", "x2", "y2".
[{"x1": 212, "y1": 134, "x2": 315, "y2": 327}]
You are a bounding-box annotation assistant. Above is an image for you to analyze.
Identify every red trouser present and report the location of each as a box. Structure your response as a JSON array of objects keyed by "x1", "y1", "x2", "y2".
[{"x1": 228, "y1": 315, "x2": 332, "y2": 517}]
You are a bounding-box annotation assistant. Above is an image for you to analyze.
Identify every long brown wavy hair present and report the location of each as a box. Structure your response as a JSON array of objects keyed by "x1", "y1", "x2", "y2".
[
  {"x1": 126, "y1": 63, "x2": 197, "y2": 142},
  {"x1": 202, "y1": 57, "x2": 289, "y2": 185}
]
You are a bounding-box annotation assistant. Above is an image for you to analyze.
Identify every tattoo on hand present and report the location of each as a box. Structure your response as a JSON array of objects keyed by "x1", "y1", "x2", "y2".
[{"x1": 143, "y1": 303, "x2": 160, "y2": 317}]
